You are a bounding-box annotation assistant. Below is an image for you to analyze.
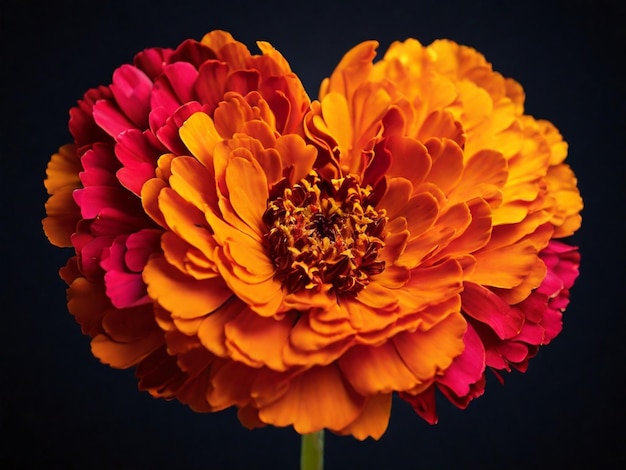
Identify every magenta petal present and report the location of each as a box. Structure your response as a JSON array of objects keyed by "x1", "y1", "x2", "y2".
[
  {"x1": 150, "y1": 80, "x2": 182, "y2": 116},
  {"x1": 124, "y1": 230, "x2": 162, "y2": 272},
  {"x1": 437, "y1": 323, "x2": 485, "y2": 397},
  {"x1": 100, "y1": 235, "x2": 128, "y2": 272},
  {"x1": 155, "y1": 102, "x2": 204, "y2": 154},
  {"x1": 116, "y1": 129, "x2": 163, "y2": 166},
  {"x1": 461, "y1": 281, "x2": 524, "y2": 339},
  {"x1": 104, "y1": 270, "x2": 150, "y2": 308},
  {"x1": 110, "y1": 65, "x2": 153, "y2": 128},
  {"x1": 89, "y1": 207, "x2": 152, "y2": 237},
  {"x1": 541, "y1": 303, "x2": 564, "y2": 343},
  {"x1": 148, "y1": 106, "x2": 172, "y2": 135},
  {"x1": 134, "y1": 47, "x2": 174, "y2": 80},
  {"x1": 76, "y1": 235, "x2": 113, "y2": 279},
  {"x1": 79, "y1": 145, "x2": 120, "y2": 187},
  {"x1": 93, "y1": 99, "x2": 137, "y2": 139},
  {"x1": 116, "y1": 129, "x2": 165, "y2": 194},
  {"x1": 74, "y1": 186, "x2": 140, "y2": 220},
  {"x1": 163, "y1": 62, "x2": 199, "y2": 104},
  {"x1": 169, "y1": 39, "x2": 217, "y2": 66},
  {"x1": 400, "y1": 386, "x2": 438, "y2": 425},
  {"x1": 69, "y1": 86, "x2": 114, "y2": 147},
  {"x1": 117, "y1": 164, "x2": 158, "y2": 195},
  {"x1": 495, "y1": 341, "x2": 529, "y2": 365}
]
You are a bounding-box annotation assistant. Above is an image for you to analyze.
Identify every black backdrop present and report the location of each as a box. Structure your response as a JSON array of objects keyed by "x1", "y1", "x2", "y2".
[{"x1": 2, "y1": 0, "x2": 625, "y2": 468}]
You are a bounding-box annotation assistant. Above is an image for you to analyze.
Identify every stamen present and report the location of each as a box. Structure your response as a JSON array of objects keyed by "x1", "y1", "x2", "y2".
[{"x1": 263, "y1": 172, "x2": 387, "y2": 296}]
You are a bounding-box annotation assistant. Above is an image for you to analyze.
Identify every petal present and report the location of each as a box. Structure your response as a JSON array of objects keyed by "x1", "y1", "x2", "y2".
[
  {"x1": 179, "y1": 112, "x2": 222, "y2": 168},
  {"x1": 393, "y1": 311, "x2": 467, "y2": 381},
  {"x1": 339, "y1": 341, "x2": 418, "y2": 394},
  {"x1": 197, "y1": 297, "x2": 247, "y2": 357},
  {"x1": 91, "y1": 331, "x2": 162, "y2": 369},
  {"x1": 143, "y1": 254, "x2": 233, "y2": 319},
  {"x1": 461, "y1": 281, "x2": 523, "y2": 339},
  {"x1": 225, "y1": 156, "x2": 269, "y2": 237},
  {"x1": 437, "y1": 322, "x2": 485, "y2": 397},
  {"x1": 258, "y1": 365, "x2": 366, "y2": 434},
  {"x1": 338, "y1": 393, "x2": 392, "y2": 440},
  {"x1": 109, "y1": 65, "x2": 153, "y2": 128},
  {"x1": 225, "y1": 309, "x2": 294, "y2": 371},
  {"x1": 471, "y1": 239, "x2": 538, "y2": 288}
]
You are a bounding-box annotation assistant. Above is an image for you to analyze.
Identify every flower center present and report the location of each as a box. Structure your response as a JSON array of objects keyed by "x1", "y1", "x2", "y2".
[{"x1": 263, "y1": 172, "x2": 387, "y2": 296}]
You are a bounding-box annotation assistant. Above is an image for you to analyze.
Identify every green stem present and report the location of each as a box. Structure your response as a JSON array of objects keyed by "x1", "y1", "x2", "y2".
[{"x1": 300, "y1": 430, "x2": 324, "y2": 470}]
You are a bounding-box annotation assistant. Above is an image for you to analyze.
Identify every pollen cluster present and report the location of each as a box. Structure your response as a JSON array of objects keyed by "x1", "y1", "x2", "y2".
[{"x1": 263, "y1": 172, "x2": 387, "y2": 296}]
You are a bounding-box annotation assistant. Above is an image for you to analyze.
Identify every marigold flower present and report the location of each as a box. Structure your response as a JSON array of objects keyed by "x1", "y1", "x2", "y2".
[
  {"x1": 43, "y1": 31, "x2": 582, "y2": 440},
  {"x1": 306, "y1": 38, "x2": 582, "y2": 423}
]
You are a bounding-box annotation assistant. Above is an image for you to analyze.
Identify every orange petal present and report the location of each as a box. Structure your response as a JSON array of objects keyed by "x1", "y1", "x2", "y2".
[
  {"x1": 158, "y1": 187, "x2": 217, "y2": 257},
  {"x1": 91, "y1": 332, "x2": 163, "y2": 369},
  {"x1": 403, "y1": 258, "x2": 464, "y2": 309},
  {"x1": 225, "y1": 308, "x2": 294, "y2": 371},
  {"x1": 225, "y1": 156, "x2": 268, "y2": 237},
  {"x1": 424, "y1": 138, "x2": 463, "y2": 194},
  {"x1": 321, "y1": 92, "x2": 352, "y2": 160},
  {"x1": 258, "y1": 365, "x2": 366, "y2": 434},
  {"x1": 377, "y1": 177, "x2": 412, "y2": 220},
  {"x1": 402, "y1": 192, "x2": 439, "y2": 238},
  {"x1": 197, "y1": 297, "x2": 247, "y2": 357},
  {"x1": 207, "y1": 359, "x2": 255, "y2": 411},
  {"x1": 393, "y1": 311, "x2": 467, "y2": 381},
  {"x1": 449, "y1": 149, "x2": 507, "y2": 204},
  {"x1": 179, "y1": 112, "x2": 222, "y2": 168},
  {"x1": 274, "y1": 134, "x2": 318, "y2": 185},
  {"x1": 322, "y1": 40, "x2": 378, "y2": 100},
  {"x1": 143, "y1": 254, "x2": 233, "y2": 319},
  {"x1": 339, "y1": 342, "x2": 418, "y2": 394},
  {"x1": 169, "y1": 156, "x2": 218, "y2": 213},
  {"x1": 385, "y1": 136, "x2": 431, "y2": 185},
  {"x1": 471, "y1": 239, "x2": 537, "y2": 288},
  {"x1": 338, "y1": 393, "x2": 391, "y2": 440},
  {"x1": 44, "y1": 144, "x2": 81, "y2": 194},
  {"x1": 43, "y1": 189, "x2": 81, "y2": 247},
  {"x1": 141, "y1": 177, "x2": 168, "y2": 228}
]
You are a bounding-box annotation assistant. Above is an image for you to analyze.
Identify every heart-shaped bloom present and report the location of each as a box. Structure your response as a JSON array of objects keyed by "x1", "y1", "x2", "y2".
[{"x1": 43, "y1": 32, "x2": 582, "y2": 439}]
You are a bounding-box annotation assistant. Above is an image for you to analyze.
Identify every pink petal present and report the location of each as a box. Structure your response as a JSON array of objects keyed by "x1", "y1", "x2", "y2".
[
  {"x1": 104, "y1": 270, "x2": 150, "y2": 308},
  {"x1": 134, "y1": 47, "x2": 174, "y2": 80},
  {"x1": 89, "y1": 207, "x2": 153, "y2": 237},
  {"x1": 110, "y1": 64, "x2": 153, "y2": 128},
  {"x1": 79, "y1": 144, "x2": 120, "y2": 187},
  {"x1": 69, "y1": 86, "x2": 113, "y2": 147},
  {"x1": 461, "y1": 281, "x2": 524, "y2": 339},
  {"x1": 73, "y1": 186, "x2": 141, "y2": 220},
  {"x1": 125, "y1": 229, "x2": 162, "y2": 272},
  {"x1": 92, "y1": 99, "x2": 137, "y2": 139},
  {"x1": 400, "y1": 385, "x2": 438, "y2": 425},
  {"x1": 437, "y1": 323, "x2": 485, "y2": 397},
  {"x1": 163, "y1": 61, "x2": 199, "y2": 104},
  {"x1": 155, "y1": 102, "x2": 205, "y2": 154},
  {"x1": 169, "y1": 39, "x2": 217, "y2": 67}
]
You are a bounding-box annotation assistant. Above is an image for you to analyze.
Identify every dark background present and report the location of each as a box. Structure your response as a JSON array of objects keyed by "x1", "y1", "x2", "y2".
[{"x1": 2, "y1": 0, "x2": 625, "y2": 468}]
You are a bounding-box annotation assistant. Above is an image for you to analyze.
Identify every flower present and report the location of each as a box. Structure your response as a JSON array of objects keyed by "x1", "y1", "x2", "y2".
[
  {"x1": 305, "y1": 38, "x2": 582, "y2": 422},
  {"x1": 44, "y1": 31, "x2": 582, "y2": 440}
]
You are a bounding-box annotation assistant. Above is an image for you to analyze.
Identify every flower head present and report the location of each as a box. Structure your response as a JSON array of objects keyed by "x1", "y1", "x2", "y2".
[{"x1": 44, "y1": 32, "x2": 582, "y2": 439}]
